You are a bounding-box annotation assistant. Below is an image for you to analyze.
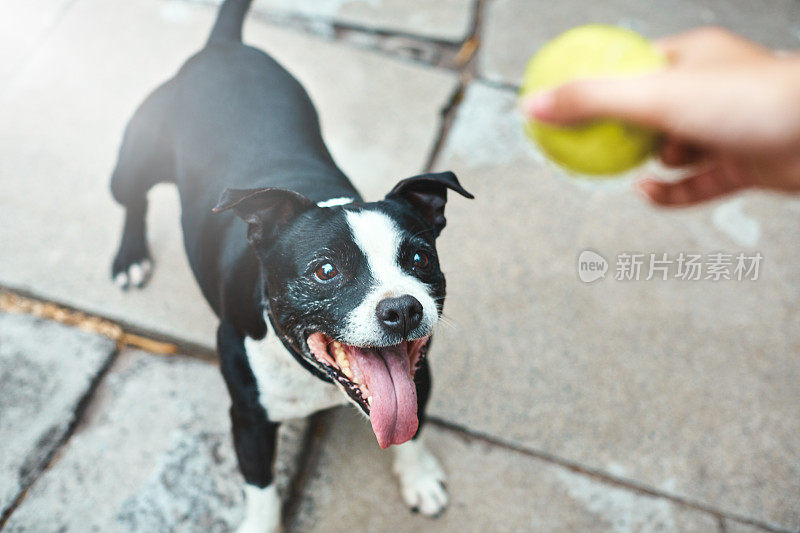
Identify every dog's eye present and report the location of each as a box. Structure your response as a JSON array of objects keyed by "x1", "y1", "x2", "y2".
[
  {"x1": 314, "y1": 262, "x2": 339, "y2": 281},
  {"x1": 412, "y1": 251, "x2": 430, "y2": 271}
]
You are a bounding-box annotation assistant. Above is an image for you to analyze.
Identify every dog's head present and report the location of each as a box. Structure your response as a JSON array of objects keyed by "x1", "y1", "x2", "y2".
[{"x1": 214, "y1": 171, "x2": 473, "y2": 448}]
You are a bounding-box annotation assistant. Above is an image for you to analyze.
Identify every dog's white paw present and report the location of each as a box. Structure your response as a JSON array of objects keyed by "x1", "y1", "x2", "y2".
[
  {"x1": 237, "y1": 520, "x2": 277, "y2": 533},
  {"x1": 237, "y1": 484, "x2": 283, "y2": 533},
  {"x1": 237, "y1": 520, "x2": 282, "y2": 533},
  {"x1": 114, "y1": 258, "x2": 152, "y2": 289},
  {"x1": 392, "y1": 439, "x2": 448, "y2": 516}
]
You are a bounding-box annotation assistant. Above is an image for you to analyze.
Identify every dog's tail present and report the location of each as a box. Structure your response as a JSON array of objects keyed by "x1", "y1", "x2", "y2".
[{"x1": 206, "y1": 0, "x2": 252, "y2": 45}]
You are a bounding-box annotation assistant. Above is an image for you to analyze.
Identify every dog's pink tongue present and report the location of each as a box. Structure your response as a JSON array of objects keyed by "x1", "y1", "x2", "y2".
[{"x1": 351, "y1": 344, "x2": 418, "y2": 449}]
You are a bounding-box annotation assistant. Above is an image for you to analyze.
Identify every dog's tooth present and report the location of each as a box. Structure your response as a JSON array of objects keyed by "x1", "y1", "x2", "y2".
[{"x1": 367, "y1": 396, "x2": 373, "y2": 406}]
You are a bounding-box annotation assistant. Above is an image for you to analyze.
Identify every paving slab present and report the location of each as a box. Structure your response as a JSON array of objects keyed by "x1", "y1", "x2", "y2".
[
  {"x1": 480, "y1": 0, "x2": 800, "y2": 87},
  {"x1": 426, "y1": 82, "x2": 800, "y2": 530},
  {"x1": 0, "y1": 0, "x2": 73, "y2": 87},
  {"x1": 4, "y1": 348, "x2": 308, "y2": 532},
  {"x1": 0, "y1": 312, "x2": 115, "y2": 517},
  {"x1": 0, "y1": 0, "x2": 457, "y2": 348},
  {"x1": 249, "y1": 0, "x2": 474, "y2": 42},
  {"x1": 289, "y1": 408, "x2": 720, "y2": 532}
]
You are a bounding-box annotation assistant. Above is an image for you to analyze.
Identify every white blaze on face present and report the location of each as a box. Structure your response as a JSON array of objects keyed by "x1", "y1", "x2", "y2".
[{"x1": 343, "y1": 209, "x2": 438, "y2": 346}]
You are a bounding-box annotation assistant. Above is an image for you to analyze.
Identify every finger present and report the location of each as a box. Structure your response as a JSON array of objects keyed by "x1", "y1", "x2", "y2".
[
  {"x1": 658, "y1": 139, "x2": 707, "y2": 167},
  {"x1": 525, "y1": 69, "x2": 784, "y2": 152},
  {"x1": 716, "y1": 157, "x2": 753, "y2": 189},
  {"x1": 655, "y1": 27, "x2": 770, "y2": 67},
  {"x1": 748, "y1": 153, "x2": 800, "y2": 191},
  {"x1": 635, "y1": 169, "x2": 746, "y2": 207},
  {"x1": 522, "y1": 74, "x2": 672, "y2": 126}
]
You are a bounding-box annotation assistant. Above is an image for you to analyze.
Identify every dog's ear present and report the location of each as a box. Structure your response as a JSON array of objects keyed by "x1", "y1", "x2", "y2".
[
  {"x1": 213, "y1": 187, "x2": 316, "y2": 248},
  {"x1": 386, "y1": 171, "x2": 474, "y2": 237}
]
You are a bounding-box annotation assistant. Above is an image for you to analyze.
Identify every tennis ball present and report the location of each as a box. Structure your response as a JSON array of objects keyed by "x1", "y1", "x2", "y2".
[{"x1": 520, "y1": 24, "x2": 666, "y2": 176}]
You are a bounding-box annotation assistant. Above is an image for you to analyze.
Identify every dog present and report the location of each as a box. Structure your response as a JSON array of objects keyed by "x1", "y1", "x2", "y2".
[{"x1": 109, "y1": 0, "x2": 473, "y2": 530}]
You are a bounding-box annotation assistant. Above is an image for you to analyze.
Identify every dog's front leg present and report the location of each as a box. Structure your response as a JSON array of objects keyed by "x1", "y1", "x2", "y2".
[
  {"x1": 392, "y1": 358, "x2": 448, "y2": 517},
  {"x1": 218, "y1": 322, "x2": 282, "y2": 533},
  {"x1": 231, "y1": 408, "x2": 281, "y2": 533}
]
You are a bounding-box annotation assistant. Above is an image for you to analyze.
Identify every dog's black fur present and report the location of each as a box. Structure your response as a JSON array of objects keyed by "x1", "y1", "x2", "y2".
[{"x1": 110, "y1": 0, "x2": 472, "y2": 516}]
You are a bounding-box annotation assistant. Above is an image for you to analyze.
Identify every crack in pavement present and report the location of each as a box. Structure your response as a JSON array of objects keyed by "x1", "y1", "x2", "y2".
[
  {"x1": 0, "y1": 346, "x2": 120, "y2": 529},
  {"x1": 428, "y1": 416, "x2": 793, "y2": 533}
]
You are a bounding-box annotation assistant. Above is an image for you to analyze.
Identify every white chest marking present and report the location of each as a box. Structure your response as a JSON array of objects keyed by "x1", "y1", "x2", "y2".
[{"x1": 244, "y1": 319, "x2": 346, "y2": 422}]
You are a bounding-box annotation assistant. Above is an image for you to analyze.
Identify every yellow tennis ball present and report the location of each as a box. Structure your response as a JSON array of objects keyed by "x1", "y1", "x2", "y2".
[{"x1": 520, "y1": 24, "x2": 666, "y2": 176}]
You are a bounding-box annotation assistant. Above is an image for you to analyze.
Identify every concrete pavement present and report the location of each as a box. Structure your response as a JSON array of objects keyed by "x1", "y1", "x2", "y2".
[
  {"x1": 0, "y1": 313, "x2": 115, "y2": 518},
  {"x1": 3, "y1": 339, "x2": 308, "y2": 532},
  {"x1": 1, "y1": 0, "x2": 798, "y2": 531}
]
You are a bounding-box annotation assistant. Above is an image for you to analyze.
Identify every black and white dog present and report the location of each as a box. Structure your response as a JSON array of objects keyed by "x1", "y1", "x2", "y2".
[{"x1": 110, "y1": 0, "x2": 472, "y2": 530}]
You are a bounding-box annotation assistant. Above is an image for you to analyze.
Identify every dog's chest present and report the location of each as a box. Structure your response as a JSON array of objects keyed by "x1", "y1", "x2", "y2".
[{"x1": 244, "y1": 330, "x2": 346, "y2": 422}]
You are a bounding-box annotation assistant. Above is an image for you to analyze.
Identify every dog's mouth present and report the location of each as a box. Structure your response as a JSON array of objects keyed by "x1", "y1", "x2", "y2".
[{"x1": 306, "y1": 332, "x2": 430, "y2": 449}]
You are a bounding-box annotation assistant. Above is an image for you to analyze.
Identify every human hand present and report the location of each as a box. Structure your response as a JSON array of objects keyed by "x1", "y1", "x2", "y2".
[{"x1": 522, "y1": 27, "x2": 800, "y2": 206}]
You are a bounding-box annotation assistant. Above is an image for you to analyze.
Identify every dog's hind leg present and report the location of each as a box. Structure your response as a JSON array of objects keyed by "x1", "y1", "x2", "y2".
[
  {"x1": 218, "y1": 322, "x2": 282, "y2": 533},
  {"x1": 110, "y1": 82, "x2": 175, "y2": 289},
  {"x1": 392, "y1": 358, "x2": 448, "y2": 517}
]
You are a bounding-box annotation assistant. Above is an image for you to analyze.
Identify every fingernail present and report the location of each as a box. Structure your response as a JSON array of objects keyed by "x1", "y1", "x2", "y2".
[
  {"x1": 520, "y1": 91, "x2": 555, "y2": 119},
  {"x1": 634, "y1": 178, "x2": 658, "y2": 201}
]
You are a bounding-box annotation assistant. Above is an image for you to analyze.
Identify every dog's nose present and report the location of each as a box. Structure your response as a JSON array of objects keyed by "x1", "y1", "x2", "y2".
[{"x1": 376, "y1": 295, "x2": 423, "y2": 336}]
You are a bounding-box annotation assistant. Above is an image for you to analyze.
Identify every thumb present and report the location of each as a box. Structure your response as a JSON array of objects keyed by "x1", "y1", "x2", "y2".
[{"x1": 522, "y1": 73, "x2": 672, "y2": 128}]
